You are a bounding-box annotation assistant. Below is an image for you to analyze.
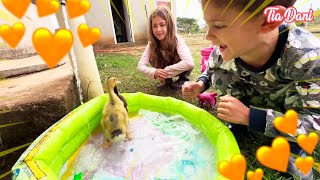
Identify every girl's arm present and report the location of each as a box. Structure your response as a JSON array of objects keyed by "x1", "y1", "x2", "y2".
[
  {"x1": 164, "y1": 37, "x2": 194, "y2": 78},
  {"x1": 137, "y1": 42, "x2": 157, "y2": 79}
]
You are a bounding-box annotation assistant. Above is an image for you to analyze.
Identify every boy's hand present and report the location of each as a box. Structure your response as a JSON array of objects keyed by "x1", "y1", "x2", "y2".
[
  {"x1": 182, "y1": 81, "x2": 205, "y2": 99},
  {"x1": 154, "y1": 69, "x2": 168, "y2": 79},
  {"x1": 217, "y1": 95, "x2": 250, "y2": 126}
]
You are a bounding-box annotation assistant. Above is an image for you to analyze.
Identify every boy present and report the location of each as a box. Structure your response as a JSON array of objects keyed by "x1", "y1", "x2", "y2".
[{"x1": 182, "y1": 0, "x2": 320, "y2": 179}]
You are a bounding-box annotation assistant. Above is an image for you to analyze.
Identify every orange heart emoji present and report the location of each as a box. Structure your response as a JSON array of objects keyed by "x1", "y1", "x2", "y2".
[
  {"x1": 297, "y1": 132, "x2": 319, "y2": 154},
  {"x1": 0, "y1": 22, "x2": 25, "y2": 48},
  {"x1": 1, "y1": 0, "x2": 31, "y2": 19},
  {"x1": 37, "y1": 0, "x2": 60, "y2": 17},
  {"x1": 247, "y1": 168, "x2": 264, "y2": 180},
  {"x1": 32, "y1": 28, "x2": 73, "y2": 68},
  {"x1": 295, "y1": 156, "x2": 314, "y2": 175},
  {"x1": 274, "y1": 109, "x2": 298, "y2": 135},
  {"x1": 218, "y1": 154, "x2": 246, "y2": 180},
  {"x1": 78, "y1": 24, "x2": 101, "y2": 47},
  {"x1": 66, "y1": 0, "x2": 90, "y2": 19},
  {"x1": 256, "y1": 137, "x2": 290, "y2": 172}
]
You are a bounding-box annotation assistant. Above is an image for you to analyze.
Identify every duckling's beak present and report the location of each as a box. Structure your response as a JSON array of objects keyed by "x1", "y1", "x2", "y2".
[{"x1": 116, "y1": 80, "x2": 121, "y2": 84}]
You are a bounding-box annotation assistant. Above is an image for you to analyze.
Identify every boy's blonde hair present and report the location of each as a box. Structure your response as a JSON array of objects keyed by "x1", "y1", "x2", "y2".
[
  {"x1": 201, "y1": 0, "x2": 296, "y2": 15},
  {"x1": 148, "y1": 6, "x2": 180, "y2": 69}
]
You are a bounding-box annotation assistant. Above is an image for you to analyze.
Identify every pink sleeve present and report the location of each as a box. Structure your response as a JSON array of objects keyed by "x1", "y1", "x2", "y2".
[
  {"x1": 137, "y1": 42, "x2": 157, "y2": 79},
  {"x1": 164, "y1": 37, "x2": 194, "y2": 78}
]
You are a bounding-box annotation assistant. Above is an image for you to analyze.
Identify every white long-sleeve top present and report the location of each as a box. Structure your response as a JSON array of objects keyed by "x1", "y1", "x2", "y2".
[{"x1": 137, "y1": 36, "x2": 194, "y2": 79}]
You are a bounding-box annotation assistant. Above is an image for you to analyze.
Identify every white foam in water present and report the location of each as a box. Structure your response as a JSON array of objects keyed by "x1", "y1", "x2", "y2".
[{"x1": 61, "y1": 109, "x2": 217, "y2": 180}]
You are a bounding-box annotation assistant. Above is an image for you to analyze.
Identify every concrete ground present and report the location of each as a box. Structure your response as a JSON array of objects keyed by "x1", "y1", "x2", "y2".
[{"x1": 0, "y1": 55, "x2": 80, "y2": 179}]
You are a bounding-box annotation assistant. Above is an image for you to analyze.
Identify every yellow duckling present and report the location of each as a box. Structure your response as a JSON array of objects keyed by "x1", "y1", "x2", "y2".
[{"x1": 101, "y1": 77, "x2": 132, "y2": 148}]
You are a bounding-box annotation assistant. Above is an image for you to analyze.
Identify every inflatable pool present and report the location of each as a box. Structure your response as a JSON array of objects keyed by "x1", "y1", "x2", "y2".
[{"x1": 12, "y1": 93, "x2": 239, "y2": 180}]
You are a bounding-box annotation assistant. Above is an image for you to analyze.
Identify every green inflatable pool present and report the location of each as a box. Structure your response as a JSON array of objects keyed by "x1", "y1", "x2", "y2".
[{"x1": 12, "y1": 93, "x2": 239, "y2": 180}]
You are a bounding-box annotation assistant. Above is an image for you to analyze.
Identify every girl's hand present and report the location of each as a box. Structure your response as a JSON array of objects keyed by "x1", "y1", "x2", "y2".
[
  {"x1": 217, "y1": 95, "x2": 250, "y2": 126},
  {"x1": 182, "y1": 81, "x2": 205, "y2": 99},
  {"x1": 154, "y1": 69, "x2": 168, "y2": 79}
]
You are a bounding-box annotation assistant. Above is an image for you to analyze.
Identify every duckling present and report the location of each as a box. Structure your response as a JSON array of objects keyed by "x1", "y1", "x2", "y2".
[{"x1": 101, "y1": 77, "x2": 132, "y2": 148}]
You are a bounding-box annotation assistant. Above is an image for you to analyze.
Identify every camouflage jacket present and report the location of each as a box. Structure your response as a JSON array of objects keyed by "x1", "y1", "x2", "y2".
[{"x1": 198, "y1": 24, "x2": 320, "y2": 142}]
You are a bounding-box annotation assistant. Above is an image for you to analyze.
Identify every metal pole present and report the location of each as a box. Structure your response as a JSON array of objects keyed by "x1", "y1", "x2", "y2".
[
  {"x1": 59, "y1": 0, "x2": 104, "y2": 102},
  {"x1": 55, "y1": 0, "x2": 84, "y2": 104}
]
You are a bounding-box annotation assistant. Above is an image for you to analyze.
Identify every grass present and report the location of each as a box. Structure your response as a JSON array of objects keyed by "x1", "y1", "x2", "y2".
[
  {"x1": 96, "y1": 53, "x2": 186, "y2": 98},
  {"x1": 95, "y1": 29, "x2": 320, "y2": 179},
  {"x1": 306, "y1": 24, "x2": 320, "y2": 38},
  {"x1": 307, "y1": 24, "x2": 320, "y2": 32}
]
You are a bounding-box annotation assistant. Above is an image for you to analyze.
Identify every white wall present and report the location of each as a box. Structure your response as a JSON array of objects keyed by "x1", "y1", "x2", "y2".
[
  {"x1": 128, "y1": 0, "x2": 149, "y2": 43},
  {"x1": 84, "y1": 0, "x2": 176, "y2": 47},
  {"x1": 0, "y1": 3, "x2": 55, "y2": 52},
  {"x1": 85, "y1": 0, "x2": 116, "y2": 46}
]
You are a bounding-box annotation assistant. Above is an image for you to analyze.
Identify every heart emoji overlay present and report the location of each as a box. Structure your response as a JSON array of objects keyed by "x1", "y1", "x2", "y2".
[
  {"x1": 274, "y1": 110, "x2": 298, "y2": 135},
  {"x1": 247, "y1": 168, "x2": 264, "y2": 180},
  {"x1": 32, "y1": 28, "x2": 73, "y2": 68},
  {"x1": 1, "y1": 0, "x2": 31, "y2": 19},
  {"x1": 0, "y1": 22, "x2": 25, "y2": 48},
  {"x1": 256, "y1": 137, "x2": 290, "y2": 172},
  {"x1": 78, "y1": 24, "x2": 101, "y2": 47},
  {"x1": 295, "y1": 156, "x2": 314, "y2": 175},
  {"x1": 66, "y1": 0, "x2": 90, "y2": 18},
  {"x1": 297, "y1": 132, "x2": 319, "y2": 154},
  {"x1": 37, "y1": 0, "x2": 60, "y2": 17},
  {"x1": 218, "y1": 154, "x2": 246, "y2": 180}
]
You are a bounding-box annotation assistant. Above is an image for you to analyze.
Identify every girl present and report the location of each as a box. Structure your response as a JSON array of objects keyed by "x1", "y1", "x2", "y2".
[{"x1": 137, "y1": 6, "x2": 194, "y2": 90}]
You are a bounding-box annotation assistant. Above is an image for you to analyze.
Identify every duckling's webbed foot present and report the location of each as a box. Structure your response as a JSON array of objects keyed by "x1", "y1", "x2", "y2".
[
  {"x1": 101, "y1": 139, "x2": 111, "y2": 149},
  {"x1": 125, "y1": 131, "x2": 133, "y2": 141}
]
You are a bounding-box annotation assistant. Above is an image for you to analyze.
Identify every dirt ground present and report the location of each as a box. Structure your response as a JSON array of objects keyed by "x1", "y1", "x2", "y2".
[{"x1": 0, "y1": 62, "x2": 80, "y2": 178}]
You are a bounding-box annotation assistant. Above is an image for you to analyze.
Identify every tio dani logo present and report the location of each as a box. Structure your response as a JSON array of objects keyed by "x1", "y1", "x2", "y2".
[{"x1": 264, "y1": 6, "x2": 314, "y2": 23}]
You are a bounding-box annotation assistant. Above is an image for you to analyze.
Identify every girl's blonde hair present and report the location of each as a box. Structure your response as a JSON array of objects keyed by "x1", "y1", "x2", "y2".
[{"x1": 148, "y1": 6, "x2": 180, "y2": 69}]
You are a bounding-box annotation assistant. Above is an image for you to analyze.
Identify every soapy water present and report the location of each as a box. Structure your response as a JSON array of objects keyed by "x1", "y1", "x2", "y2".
[{"x1": 60, "y1": 109, "x2": 217, "y2": 180}]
